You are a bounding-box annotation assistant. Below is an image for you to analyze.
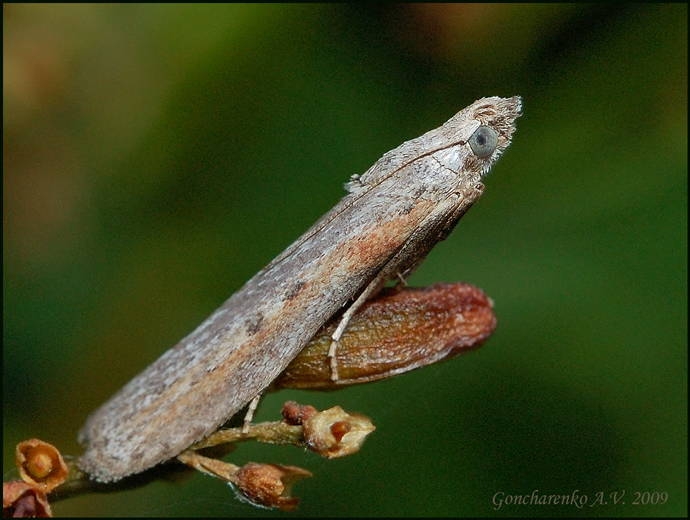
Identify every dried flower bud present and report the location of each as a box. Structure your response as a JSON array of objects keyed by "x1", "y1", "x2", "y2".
[
  {"x1": 273, "y1": 283, "x2": 496, "y2": 390},
  {"x1": 281, "y1": 401, "x2": 317, "y2": 425},
  {"x1": 3, "y1": 480, "x2": 52, "y2": 518},
  {"x1": 234, "y1": 462, "x2": 312, "y2": 511},
  {"x1": 15, "y1": 439, "x2": 68, "y2": 494},
  {"x1": 303, "y1": 406, "x2": 375, "y2": 458}
]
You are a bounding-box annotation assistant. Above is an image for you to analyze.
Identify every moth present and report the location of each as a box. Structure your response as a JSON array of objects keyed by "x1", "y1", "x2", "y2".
[{"x1": 78, "y1": 96, "x2": 522, "y2": 482}]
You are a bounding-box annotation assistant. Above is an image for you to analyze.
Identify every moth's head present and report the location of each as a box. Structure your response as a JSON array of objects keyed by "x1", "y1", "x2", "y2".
[
  {"x1": 468, "y1": 96, "x2": 522, "y2": 143},
  {"x1": 346, "y1": 96, "x2": 521, "y2": 193},
  {"x1": 436, "y1": 96, "x2": 522, "y2": 179}
]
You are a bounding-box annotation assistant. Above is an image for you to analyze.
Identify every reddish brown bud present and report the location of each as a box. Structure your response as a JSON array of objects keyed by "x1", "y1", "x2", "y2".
[
  {"x1": 281, "y1": 401, "x2": 318, "y2": 425},
  {"x1": 273, "y1": 283, "x2": 496, "y2": 390},
  {"x1": 329, "y1": 421, "x2": 352, "y2": 443},
  {"x1": 15, "y1": 439, "x2": 68, "y2": 494}
]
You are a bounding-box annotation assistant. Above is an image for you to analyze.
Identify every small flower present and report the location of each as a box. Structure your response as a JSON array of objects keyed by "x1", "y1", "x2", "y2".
[
  {"x1": 15, "y1": 439, "x2": 68, "y2": 494},
  {"x1": 3, "y1": 480, "x2": 52, "y2": 518},
  {"x1": 234, "y1": 462, "x2": 312, "y2": 511},
  {"x1": 303, "y1": 406, "x2": 375, "y2": 458}
]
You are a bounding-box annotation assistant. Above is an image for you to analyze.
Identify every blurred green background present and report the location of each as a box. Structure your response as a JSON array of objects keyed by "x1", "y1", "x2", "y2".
[{"x1": 3, "y1": 4, "x2": 687, "y2": 517}]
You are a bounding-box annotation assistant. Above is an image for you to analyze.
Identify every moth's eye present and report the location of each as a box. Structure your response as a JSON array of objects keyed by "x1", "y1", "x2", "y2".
[{"x1": 469, "y1": 126, "x2": 498, "y2": 158}]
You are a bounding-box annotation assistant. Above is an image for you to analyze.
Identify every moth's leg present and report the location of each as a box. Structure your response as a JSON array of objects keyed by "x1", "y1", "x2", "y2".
[
  {"x1": 328, "y1": 273, "x2": 387, "y2": 381},
  {"x1": 242, "y1": 394, "x2": 263, "y2": 434}
]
